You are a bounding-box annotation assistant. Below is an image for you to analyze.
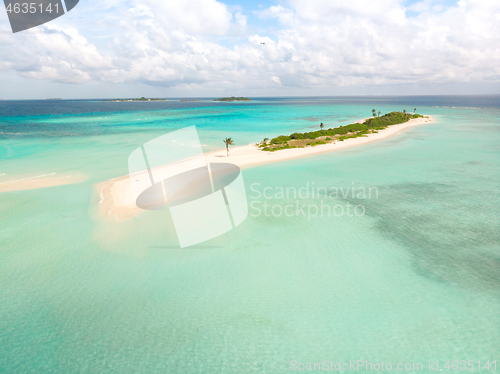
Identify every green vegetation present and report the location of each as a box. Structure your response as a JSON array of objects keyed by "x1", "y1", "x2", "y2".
[
  {"x1": 258, "y1": 138, "x2": 269, "y2": 147},
  {"x1": 223, "y1": 137, "x2": 235, "y2": 156},
  {"x1": 214, "y1": 96, "x2": 251, "y2": 102},
  {"x1": 260, "y1": 111, "x2": 423, "y2": 152},
  {"x1": 307, "y1": 140, "x2": 327, "y2": 146},
  {"x1": 270, "y1": 135, "x2": 291, "y2": 144}
]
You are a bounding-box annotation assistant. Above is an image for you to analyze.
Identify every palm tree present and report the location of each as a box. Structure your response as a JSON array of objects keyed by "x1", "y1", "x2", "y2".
[
  {"x1": 372, "y1": 109, "x2": 376, "y2": 117},
  {"x1": 263, "y1": 137, "x2": 269, "y2": 143},
  {"x1": 378, "y1": 111, "x2": 381, "y2": 117},
  {"x1": 414, "y1": 108, "x2": 417, "y2": 113},
  {"x1": 403, "y1": 109, "x2": 406, "y2": 118},
  {"x1": 223, "y1": 137, "x2": 234, "y2": 156},
  {"x1": 320, "y1": 123, "x2": 324, "y2": 130}
]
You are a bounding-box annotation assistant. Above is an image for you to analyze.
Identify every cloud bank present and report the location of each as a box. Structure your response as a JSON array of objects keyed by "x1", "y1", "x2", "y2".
[{"x1": 0, "y1": 0, "x2": 499, "y2": 96}]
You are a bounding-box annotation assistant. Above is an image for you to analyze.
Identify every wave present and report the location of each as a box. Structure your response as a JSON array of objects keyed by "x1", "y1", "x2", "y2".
[{"x1": 432, "y1": 106, "x2": 483, "y2": 109}]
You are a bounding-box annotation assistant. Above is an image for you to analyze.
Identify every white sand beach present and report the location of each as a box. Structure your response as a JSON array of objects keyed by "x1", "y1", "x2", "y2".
[
  {"x1": 0, "y1": 173, "x2": 87, "y2": 193},
  {"x1": 95, "y1": 115, "x2": 433, "y2": 222},
  {"x1": 205, "y1": 116, "x2": 433, "y2": 168}
]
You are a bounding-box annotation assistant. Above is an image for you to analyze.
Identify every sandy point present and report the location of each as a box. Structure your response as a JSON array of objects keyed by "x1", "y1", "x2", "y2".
[{"x1": 0, "y1": 173, "x2": 87, "y2": 193}]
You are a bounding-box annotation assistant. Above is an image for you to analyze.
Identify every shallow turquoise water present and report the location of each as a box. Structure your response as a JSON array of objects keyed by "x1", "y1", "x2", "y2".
[{"x1": 0, "y1": 97, "x2": 499, "y2": 373}]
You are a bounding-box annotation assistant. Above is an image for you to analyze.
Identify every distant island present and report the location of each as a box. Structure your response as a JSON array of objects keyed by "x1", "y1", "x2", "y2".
[
  {"x1": 104, "y1": 97, "x2": 167, "y2": 102},
  {"x1": 181, "y1": 99, "x2": 200, "y2": 101},
  {"x1": 214, "y1": 96, "x2": 251, "y2": 102},
  {"x1": 46, "y1": 98, "x2": 63, "y2": 100},
  {"x1": 259, "y1": 111, "x2": 427, "y2": 152}
]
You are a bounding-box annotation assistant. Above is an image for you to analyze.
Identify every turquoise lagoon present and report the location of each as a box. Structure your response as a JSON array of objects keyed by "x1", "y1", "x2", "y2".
[{"x1": 0, "y1": 97, "x2": 499, "y2": 373}]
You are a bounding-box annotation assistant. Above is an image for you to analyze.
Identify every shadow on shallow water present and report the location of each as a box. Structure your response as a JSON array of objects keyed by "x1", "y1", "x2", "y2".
[{"x1": 356, "y1": 181, "x2": 500, "y2": 296}]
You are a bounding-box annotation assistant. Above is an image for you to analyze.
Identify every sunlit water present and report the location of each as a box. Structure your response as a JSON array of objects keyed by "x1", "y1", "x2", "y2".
[{"x1": 0, "y1": 96, "x2": 499, "y2": 373}]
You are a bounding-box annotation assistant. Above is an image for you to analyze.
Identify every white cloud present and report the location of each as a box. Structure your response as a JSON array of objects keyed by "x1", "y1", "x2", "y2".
[
  {"x1": 142, "y1": 0, "x2": 233, "y2": 36},
  {"x1": 0, "y1": 0, "x2": 499, "y2": 95},
  {"x1": 255, "y1": 5, "x2": 295, "y2": 26},
  {"x1": 271, "y1": 76, "x2": 282, "y2": 85},
  {"x1": 248, "y1": 35, "x2": 275, "y2": 45},
  {"x1": 0, "y1": 21, "x2": 112, "y2": 83}
]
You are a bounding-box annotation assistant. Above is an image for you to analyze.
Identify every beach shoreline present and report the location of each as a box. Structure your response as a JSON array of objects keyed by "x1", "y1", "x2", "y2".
[
  {"x1": 207, "y1": 115, "x2": 432, "y2": 169},
  {"x1": 0, "y1": 173, "x2": 86, "y2": 193},
  {"x1": 95, "y1": 115, "x2": 434, "y2": 222}
]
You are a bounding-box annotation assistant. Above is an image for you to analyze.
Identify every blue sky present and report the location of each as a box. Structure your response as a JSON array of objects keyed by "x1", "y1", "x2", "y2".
[{"x1": 0, "y1": 0, "x2": 498, "y2": 99}]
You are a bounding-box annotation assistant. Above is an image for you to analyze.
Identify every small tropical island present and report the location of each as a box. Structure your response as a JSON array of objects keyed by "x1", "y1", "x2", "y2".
[
  {"x1": 104, "y1": 97, "x2": 167, "y2": 102},
  {"x1": 258, "y1": 110, "x2": 427, "y2": 152},
  {"x1": 214, "y1": 96, "x2": 251, "y2": 102},
  {"x1": 97, "y1": 109, "x2": 433, "y2": 221}
]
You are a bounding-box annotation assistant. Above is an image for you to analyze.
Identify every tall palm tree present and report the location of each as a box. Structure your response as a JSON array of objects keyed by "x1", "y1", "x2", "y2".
[
  {"x1": 223, "y1": 137, "x2": 234, "y2": 156},
  {"x1": 403, "y1": 109, "x2": 406, "y2": 118},
  {"x1": 263, "y1": 137, "x2": 269, "y2": 143},
  {"x1": 378, "y1": 111, "x2": 381, "y2": 117},
  {"x1": 320, "y1": 123, "x2": 324, "y2": 130},
  {"x1": 414, "y1": 108, "x2": 417, "y2": 113},
  {"x1": 372, "y1": 109, "x2": 376, "y2": 117}
]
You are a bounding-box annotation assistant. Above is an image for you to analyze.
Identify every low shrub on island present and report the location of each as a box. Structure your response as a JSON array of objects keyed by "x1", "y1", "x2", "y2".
[
  {"x1": 259, "y1": 111, "x2": 423, "y2": 152},
  {"x1": 214, "y1": 96, "x2": 251, "y2": 102}
]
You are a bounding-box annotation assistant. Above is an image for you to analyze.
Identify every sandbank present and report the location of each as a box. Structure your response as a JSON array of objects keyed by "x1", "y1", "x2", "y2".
[{"x1": 95, "y1": 116, "x2": 433, "y2": 222}]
